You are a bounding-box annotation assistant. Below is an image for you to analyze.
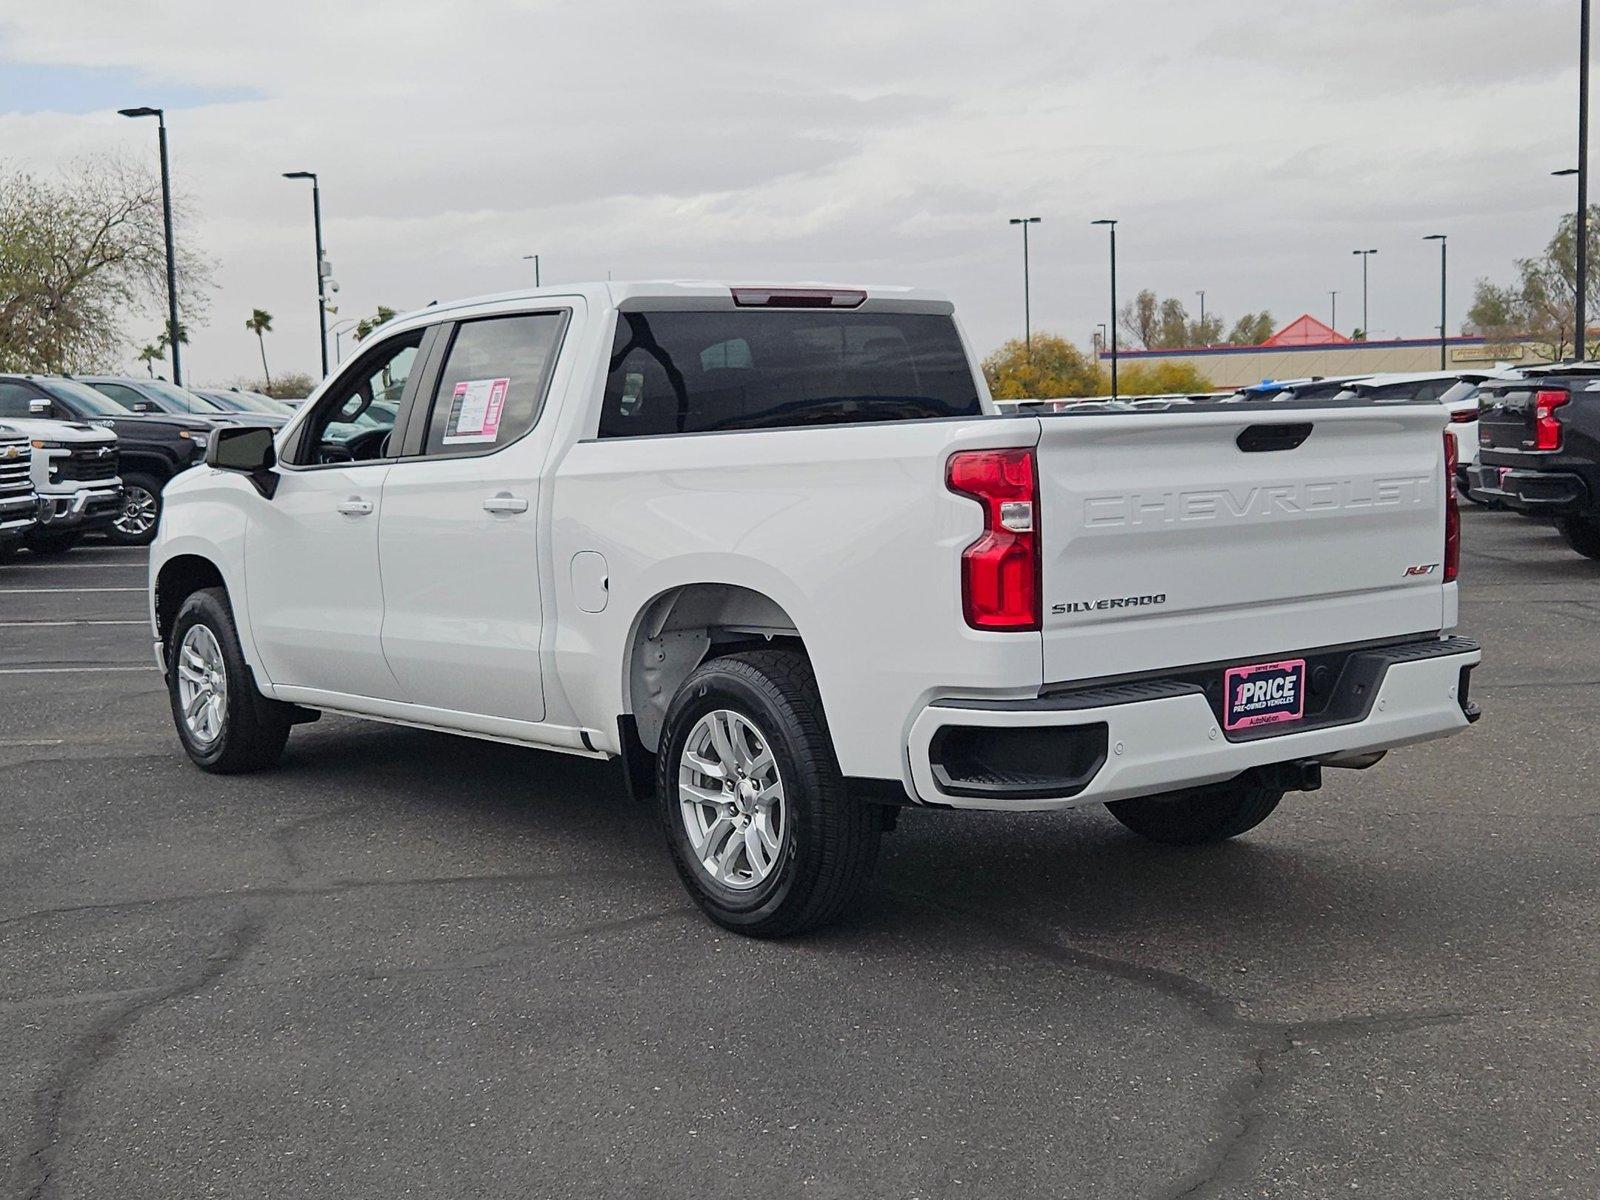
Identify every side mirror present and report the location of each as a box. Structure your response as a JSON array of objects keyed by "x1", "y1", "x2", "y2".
[
  {"x1": 28, "y1": 398, "x2": 50, "y2": 416},
  {"x1": 205, "y1": 425, "x2": 279, "y2": 498},
  {"x1": 132, "y1": 400, "x2": 155, "y2": 413}
]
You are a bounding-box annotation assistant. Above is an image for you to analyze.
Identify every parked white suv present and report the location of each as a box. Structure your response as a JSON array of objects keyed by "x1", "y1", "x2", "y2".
[{"x1": 150, "y1": 282, "x2": 1481, "y2": 935}]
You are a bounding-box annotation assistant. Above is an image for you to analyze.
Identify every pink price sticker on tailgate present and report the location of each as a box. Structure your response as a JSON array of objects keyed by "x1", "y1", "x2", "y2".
[{"x1": 1223, "y1": 658, "x2": 1307, "y2": 731}]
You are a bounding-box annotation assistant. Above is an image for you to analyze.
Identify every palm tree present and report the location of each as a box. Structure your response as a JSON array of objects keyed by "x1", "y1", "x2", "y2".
[
  {"x1": 136, "y1": 342, "x2": 165, "y2": 378},
  {"x1": 244, "y1": 309, "x2": 273, "y2": 387}
]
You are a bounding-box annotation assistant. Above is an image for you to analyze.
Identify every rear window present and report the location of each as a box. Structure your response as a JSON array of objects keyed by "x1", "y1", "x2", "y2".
[{"x1": 598, "y1": 310, "x2": 981, "y2": 437}]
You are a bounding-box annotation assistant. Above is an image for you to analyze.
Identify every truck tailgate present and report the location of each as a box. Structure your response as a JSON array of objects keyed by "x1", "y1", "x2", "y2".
[{"x1": 1035, "y1": 404, "x2": 1449, "y2": 686}]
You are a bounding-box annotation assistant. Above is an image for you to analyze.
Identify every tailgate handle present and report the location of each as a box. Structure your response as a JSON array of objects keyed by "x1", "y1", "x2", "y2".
[{"x1": 1237, "y1": 423, "x2": 1312, "y2": 453}]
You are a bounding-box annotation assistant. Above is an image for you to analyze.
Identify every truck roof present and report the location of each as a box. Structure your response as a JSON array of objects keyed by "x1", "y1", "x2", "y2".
[{"x1": 383, "y1": 281, "x2": 954, "y2": 336}]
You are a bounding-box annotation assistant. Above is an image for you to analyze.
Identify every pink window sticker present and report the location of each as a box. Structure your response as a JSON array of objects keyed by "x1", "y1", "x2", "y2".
[{"x1": 441, "y1": 377, "x2": 512, "y2": 444}]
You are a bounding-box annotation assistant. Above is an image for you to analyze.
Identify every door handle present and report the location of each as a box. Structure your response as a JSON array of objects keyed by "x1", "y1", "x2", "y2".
[
  {"x1": 337, "y1": 497, "x2": 374, "y2": 516},
  {"x1": 483, "y1": 494, "x2": 529, "y2": 515}
]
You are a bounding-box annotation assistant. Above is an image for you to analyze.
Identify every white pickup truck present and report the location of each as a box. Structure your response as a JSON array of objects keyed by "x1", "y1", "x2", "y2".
[{"x1": 150, "y1": 282, "x2": 1480, "y2": 935}]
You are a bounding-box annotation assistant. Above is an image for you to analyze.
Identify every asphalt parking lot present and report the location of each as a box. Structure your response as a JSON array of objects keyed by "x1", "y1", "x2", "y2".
[{"x1": 1, "y1": 508, "x2": 1596, "y2": 1199}]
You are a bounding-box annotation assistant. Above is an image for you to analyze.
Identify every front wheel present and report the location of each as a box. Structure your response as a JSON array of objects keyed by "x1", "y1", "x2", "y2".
[
  {"x1": 167, "y1": 587, "x2": 291, "y2": 773},
  {"x1": 1106, "y1": 781, "x2": 1283, "y2": 845},
  {"x1": 106, "y1": 472, "x2": 163, "y2": 545},
  {"x1": 657, "y1": 650, "x2": 880, "y2": 937},
  {"x1": 1556, "y1": 514, "x2": 1600, "y2": 560}
]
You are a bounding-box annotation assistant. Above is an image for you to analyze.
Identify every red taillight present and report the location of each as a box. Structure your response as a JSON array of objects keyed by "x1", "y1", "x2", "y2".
[
  {"x1": 947, "y1": 447, "x2": 1040, "y2": 631},
  {"x1": 1533, "y1": 389, "x2": 1569, "y2": 451},
  {"x1": 1448, "y1": 408, "x2": 1477, "y2": 423},
  {"x1": 1443, "y1": 430, "x2": 1460, "y2": 583}
]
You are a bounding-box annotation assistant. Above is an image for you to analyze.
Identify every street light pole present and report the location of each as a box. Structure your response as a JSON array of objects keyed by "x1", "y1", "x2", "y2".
[
  {"x1": 1092, "y1": 219, "x2": 1118, "y2": 396},
  {"x1": 1007, "y1": 217, "x2": 1042, "y2": 357},
  {"x1": 118, "y1": 107, "x2": 182, "y2": 385},
  {"x1": 1584, "y1": 0, "x2": 1592, "y2": 359},
  {"x1": 523, "y1": 254, "x2": 541, "y2": 287},
  {"x1": 1195, "y1": 289, "x2": 1206, "y2": 337},
  {"x1": 1424, "y1": 234, "x2": 1448, "y2": 369},
  {"x1": 1329, "y1": 290, "x2": 1338, "y2": 332},
  {"x1": 1352, "y1": 249, "x2": 1377, "y2": 337},
  {"x1": 282, "y1": 172, "x2": 329, "y2": 378}
]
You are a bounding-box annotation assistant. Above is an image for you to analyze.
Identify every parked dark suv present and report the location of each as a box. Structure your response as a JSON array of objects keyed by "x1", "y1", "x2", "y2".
[
  {"x1": 0, "y1": 375, "x2": 212, "y2": 545},
  {"x1": 1470, "y1": 363, "x2": 1600, "y2": 559}
]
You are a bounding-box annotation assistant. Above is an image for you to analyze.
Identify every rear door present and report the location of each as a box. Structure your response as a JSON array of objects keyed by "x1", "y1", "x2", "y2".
[
  {"x1": 1034, "y1": 404, "x2": 1449, "y2": 686},
  {"x1": 375, "y1": 307, "x2": 571, "y2": 723}
]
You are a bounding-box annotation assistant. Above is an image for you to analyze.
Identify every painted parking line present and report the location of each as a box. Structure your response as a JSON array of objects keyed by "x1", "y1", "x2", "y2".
[
  {"x1": 0, "y1": 665, "x2": 158, "y2": 675},
  {"x1": 0, "y1": 619, "x2": 147, "y2": 627},
  {"x1": 0, "y1": 587, "x2": 145, "y2": 595}
]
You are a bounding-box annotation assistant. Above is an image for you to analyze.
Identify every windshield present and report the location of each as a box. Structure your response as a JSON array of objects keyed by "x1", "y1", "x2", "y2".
[
  {"x1": 142, "y1": 379, "x2": 226, "y2": 413},
  {"x1": 37, "y1": 378, "x2": 129, "y2": 416},
  {"x1": 1439, "y1": 381, "x2": 1480, "y2": 406}
]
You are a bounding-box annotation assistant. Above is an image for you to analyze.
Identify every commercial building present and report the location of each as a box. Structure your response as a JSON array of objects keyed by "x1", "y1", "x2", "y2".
[{"x1": 1100, "y1": 314, "x2": 1538, "y2": 390}]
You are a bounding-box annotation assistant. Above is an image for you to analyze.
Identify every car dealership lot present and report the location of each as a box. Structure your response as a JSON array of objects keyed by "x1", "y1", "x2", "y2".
[{"x1": 1, "y1": 513, "x2": 1595, "y2": 1199}]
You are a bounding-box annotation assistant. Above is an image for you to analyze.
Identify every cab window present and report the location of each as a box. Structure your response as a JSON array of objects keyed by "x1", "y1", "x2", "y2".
[
  {"x1": 416, "y1": 312, "x2": 567, "y2": 458},
  {"x1": 0, "y1": 381, "x2": 43, "y2": 418},
  {"x1": 87, "y1": 381, "x2": 148, "y2": 411},
  {"x1": 289, "y1": 331, "x2": 422, "y2": 466}
]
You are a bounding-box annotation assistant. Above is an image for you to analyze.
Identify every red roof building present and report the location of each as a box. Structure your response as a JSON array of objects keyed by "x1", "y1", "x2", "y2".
[{"x1": 1263, "y1": 314, "x2": 1351, "y2": 347}]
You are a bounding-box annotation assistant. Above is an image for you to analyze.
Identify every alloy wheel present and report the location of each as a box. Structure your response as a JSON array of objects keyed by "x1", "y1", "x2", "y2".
[
  {"x1": 176, "y1": 624, "x2": 228, "y2": 745},
  {"x1": 114, "y1": 485, "x2": 158, "y2": 539},
  {"x1": 678, "y1": 709, "x2": 787, "y2": 890}
]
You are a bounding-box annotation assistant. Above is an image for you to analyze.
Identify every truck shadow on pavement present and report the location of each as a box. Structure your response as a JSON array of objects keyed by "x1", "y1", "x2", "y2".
[{"x1": 263, "y1": 715, "x2": 1445, "y2": 971}]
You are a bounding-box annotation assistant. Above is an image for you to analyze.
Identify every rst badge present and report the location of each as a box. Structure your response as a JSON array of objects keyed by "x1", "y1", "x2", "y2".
[{"x1": 1224, "y1": 658, "x2": 1307, "y2": 731}]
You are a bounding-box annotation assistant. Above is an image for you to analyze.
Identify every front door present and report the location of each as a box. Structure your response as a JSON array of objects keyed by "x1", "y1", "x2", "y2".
[
  {"x1": 244, "y1": 330, "x2": 423, "y2": 699},
  {"x1": 376, "y1": 310, "x2": 569, "y2": 723}
]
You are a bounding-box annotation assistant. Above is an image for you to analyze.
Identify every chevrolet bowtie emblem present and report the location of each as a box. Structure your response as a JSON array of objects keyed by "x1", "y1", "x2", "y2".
[{"x1": 1, "y1": 447, "x2": 16, "y2": 459}]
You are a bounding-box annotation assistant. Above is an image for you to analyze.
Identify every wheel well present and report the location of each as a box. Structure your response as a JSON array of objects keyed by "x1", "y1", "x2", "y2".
[
  {"x1": 116, "y1": 453, "x2": 173, "y2": 485},
  {"x1": 625, "y1": 584, "x2": 806, "y2": 755},
  {"x1": 154, "y1": 555, "x2": 226, "y2": 645}
]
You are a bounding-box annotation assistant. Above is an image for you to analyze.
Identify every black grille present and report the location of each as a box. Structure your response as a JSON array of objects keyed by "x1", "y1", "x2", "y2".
[{"x1": 56, "y1": 445, "x2": 119, "y2": 482}]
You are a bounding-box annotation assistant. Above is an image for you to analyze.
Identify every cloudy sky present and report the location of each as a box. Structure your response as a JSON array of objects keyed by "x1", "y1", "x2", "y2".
[{"x1": 0, "y1": 0, "x2": 1584, "y2": 384}]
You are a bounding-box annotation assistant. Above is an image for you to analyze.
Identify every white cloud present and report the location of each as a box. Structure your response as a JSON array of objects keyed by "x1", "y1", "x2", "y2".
[{"x1": 0, "y1": 0, "x2": 1582, "y2": 382}]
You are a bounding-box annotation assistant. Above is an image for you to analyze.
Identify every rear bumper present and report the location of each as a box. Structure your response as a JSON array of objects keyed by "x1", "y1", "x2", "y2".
[
  {"x1": 907, "y1": 637, "x2": 1481, "y2": 812},
  {"x1": 33, "y1": 485, "x2": 123, "y2": 532},
  {"x1": 1466, "y1": 464, "x2": 1588, "y2": 514}
]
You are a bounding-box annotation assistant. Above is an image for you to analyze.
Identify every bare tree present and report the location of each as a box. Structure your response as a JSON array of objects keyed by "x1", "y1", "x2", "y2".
[{"x1": 0, "y1": 156, "x2": 214, "y2": 373}]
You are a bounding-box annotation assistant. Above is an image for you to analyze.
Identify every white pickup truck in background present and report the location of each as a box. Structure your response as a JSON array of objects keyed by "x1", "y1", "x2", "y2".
[{"x1": 149, "y1": 282, "x2": 1480, "y2": 936}]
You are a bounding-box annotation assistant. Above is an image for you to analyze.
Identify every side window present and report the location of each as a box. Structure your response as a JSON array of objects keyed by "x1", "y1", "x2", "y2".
[
  {"x1": 0, "y1": 382, "x2": 41, "y2": 418},
  {"x1": 289, "y1": 331, "x2": 423, "y2": 466},
  {"x1": 417, "y1": 312, "x2": 566, "y2": 458},
  {"x1": 89, "y1": 381, "x2": 147, "y2": 411}
]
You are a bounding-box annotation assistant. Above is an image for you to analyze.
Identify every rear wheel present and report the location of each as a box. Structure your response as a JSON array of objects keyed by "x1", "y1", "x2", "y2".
[
  {"x1": 167, "y1": 587, "x2": 291, "y2": 773},
  {"x1": 1556, "y1": 514, "x2": 1600, "y2": 560},
  {"x1": 657, "y1": 650, "x2": 880, "y2": 937},
  {"x1": 1106, "y1": 781, "x2": 1282, "y2": 845},
  {"x1": 107, "y1": 472, "x2": 163, "y2": 546}
]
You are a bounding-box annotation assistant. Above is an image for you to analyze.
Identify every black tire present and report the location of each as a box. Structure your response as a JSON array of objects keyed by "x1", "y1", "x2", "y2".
[
  {"x1": 1106, "y1": 780, "x2": 1283, "y2": 846},
  {"x1": 1556, "y1": 514, "x2": 1600, "y2": 560},
  {"x1": 105, "y1": 471, "x2": 164, "y2": 546},
  {"x1": 657, "y1": 649, "x2": 880, "y2": 937},
  {"x1": 167, "y1": 587, "x2": 291, "y2": 773},
  {"x1": 0, "y1": 541, "x2": 17, "y2": 562},
  {"x1": 23, "y1": 531, "x2": 81, "y2": 556}
]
